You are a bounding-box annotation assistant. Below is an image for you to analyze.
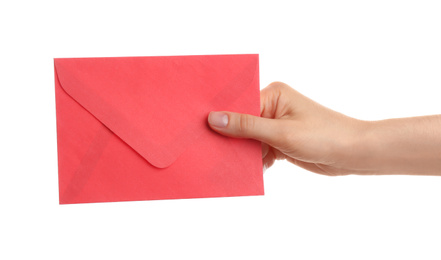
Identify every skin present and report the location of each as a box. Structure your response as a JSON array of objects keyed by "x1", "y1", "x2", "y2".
[{"x1": 208, "y1": 82, "x2": 441, "y2": 176}]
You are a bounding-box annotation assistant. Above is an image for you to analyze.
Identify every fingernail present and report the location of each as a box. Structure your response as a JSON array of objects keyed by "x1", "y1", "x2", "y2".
[{"x1": 209, "y1": 112, "x2": 228, "y2": 128}]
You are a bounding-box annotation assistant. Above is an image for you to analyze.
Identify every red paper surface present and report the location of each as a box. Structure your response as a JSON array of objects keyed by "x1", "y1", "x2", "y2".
[{"x1": 55, "y1": 54, "x2": 263, "y2": 204}]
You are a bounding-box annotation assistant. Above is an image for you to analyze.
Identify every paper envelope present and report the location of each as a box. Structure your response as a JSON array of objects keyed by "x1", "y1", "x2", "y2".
[{"x1": 54, "y1": 54, "x2": 263, "y2": 204}]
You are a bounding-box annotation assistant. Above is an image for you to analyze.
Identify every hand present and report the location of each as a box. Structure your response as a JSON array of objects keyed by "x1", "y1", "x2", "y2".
[
  {"x1": 208, "y1": 82, "x2": 441, "y2": 176},
  {"x1": 208, "y1": 82, "x2": 368, "y2": 176}
]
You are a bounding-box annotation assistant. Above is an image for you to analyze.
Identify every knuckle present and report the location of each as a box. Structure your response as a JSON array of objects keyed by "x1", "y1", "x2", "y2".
[
  {"x1": 237, "y1": 114, "x2": 255, "y2": 136},
  {"x1": 268, "y1": 81, "x2": 289, "y2": 91}
]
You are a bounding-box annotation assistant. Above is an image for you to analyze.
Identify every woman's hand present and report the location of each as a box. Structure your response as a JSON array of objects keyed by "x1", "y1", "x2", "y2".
[{"x1": 208, "y1": 82, "x2": 441, "y2": 176}]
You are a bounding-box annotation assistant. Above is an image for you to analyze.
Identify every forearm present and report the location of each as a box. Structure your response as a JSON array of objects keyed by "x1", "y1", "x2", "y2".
[{"x1": 356, "y1": 115, "x2": 441, "y2": 175}]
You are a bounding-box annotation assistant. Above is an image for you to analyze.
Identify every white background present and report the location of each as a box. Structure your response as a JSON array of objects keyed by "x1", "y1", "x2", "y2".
[{"x1": 1, "y1": 0, "x2": 440, "y2": 259}]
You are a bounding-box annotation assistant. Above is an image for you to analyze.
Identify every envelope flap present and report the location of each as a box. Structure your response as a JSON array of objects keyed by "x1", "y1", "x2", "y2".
[{"x1": 54, "y1": 55, "x2": 258, "y2": 168}]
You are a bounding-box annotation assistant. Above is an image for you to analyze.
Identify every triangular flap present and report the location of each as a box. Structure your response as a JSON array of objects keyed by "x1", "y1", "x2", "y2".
[{"x1": 54, "y1": 55, "x2": 258, "y2": 168}]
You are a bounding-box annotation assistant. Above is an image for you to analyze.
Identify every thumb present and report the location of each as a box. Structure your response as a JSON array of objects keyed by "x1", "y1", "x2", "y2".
[{"x1": 208, "y1": 111, "x2": 282, "y2": 146}]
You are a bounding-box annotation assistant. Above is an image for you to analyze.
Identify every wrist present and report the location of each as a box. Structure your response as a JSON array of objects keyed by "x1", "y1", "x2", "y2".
[
  {"x1": 350, "y1": 118, "x2": 419, "y2": 175},
  {"x1": 358, "y1": 116, "x2": 441, "y2": 176},
  {"x1": 339, "y1": 119, "x2": 381, "y2": 175}
]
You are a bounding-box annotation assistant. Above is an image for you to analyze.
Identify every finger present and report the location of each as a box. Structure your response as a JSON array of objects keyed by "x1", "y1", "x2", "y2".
[
  {"x1": 260, "y1": 81, "x2": 293, "y2": 118},
  {"x1": 260, "y1": 82, "x2": 283, "y2": 118},
  {"x1": 263, "y1": 149, "x2": 276, "y2": 170},
  {"x1": 262, "y1": 143, "x2": 269, "y2": 158},
  {"x1": 208, "y1": 111, "x2": 284, "y2": 148}
]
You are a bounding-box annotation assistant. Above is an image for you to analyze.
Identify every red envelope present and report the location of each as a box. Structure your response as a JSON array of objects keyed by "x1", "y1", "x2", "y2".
[{"x1": 54, "y1": 54, "x2": 263, "y2": 204}]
